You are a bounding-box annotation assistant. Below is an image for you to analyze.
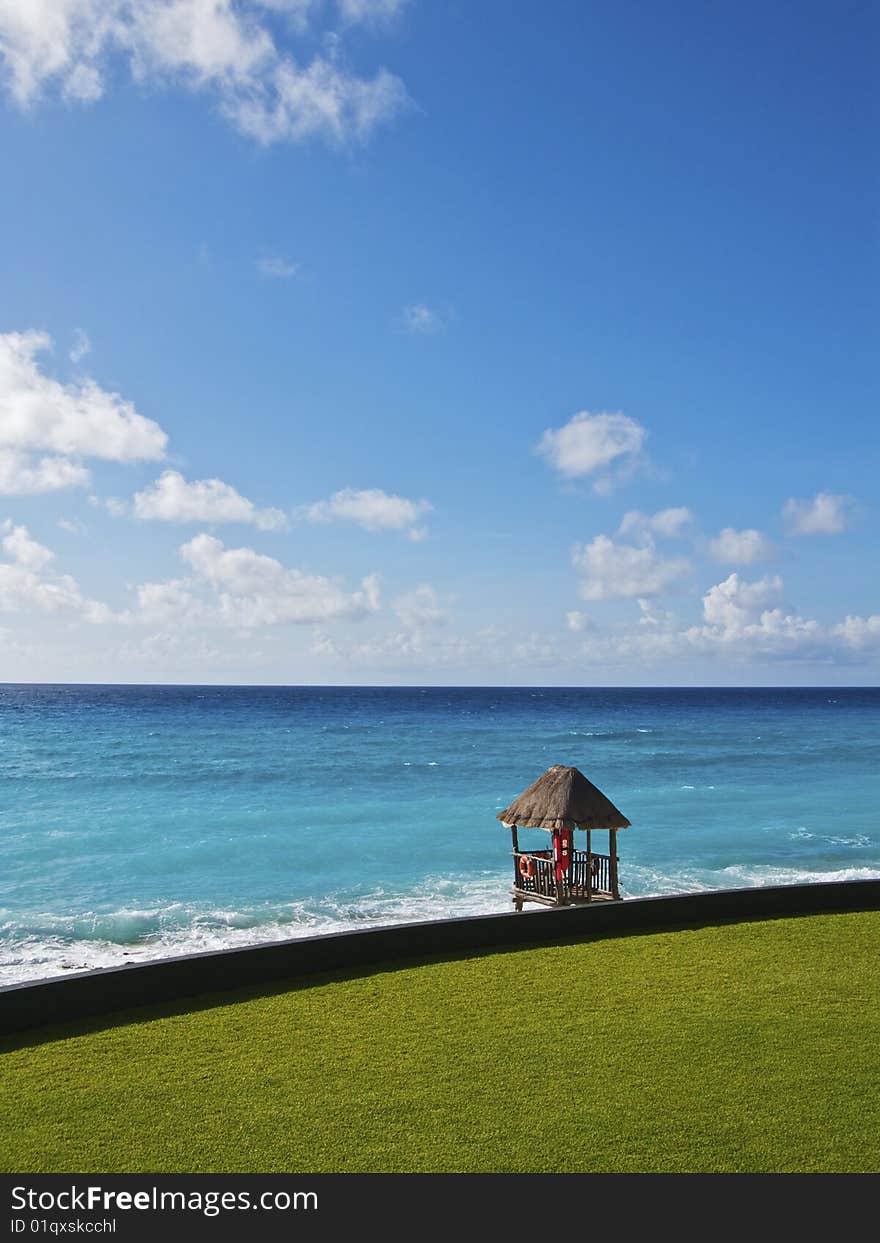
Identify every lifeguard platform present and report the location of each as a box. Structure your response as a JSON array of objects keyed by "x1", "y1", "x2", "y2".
[{"x1": 497, "y1": 765, "x2": 630, "y2": 911}]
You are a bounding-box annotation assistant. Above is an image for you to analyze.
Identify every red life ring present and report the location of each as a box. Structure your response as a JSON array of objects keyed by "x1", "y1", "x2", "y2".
[{"x1": 518, "y1": 855, "x2": 534, "y2": 880}]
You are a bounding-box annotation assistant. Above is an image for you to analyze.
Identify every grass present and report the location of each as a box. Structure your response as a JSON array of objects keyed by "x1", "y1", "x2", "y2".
[{"x1": 2, "y1": 909, "x2": 878, "y2": 1173}]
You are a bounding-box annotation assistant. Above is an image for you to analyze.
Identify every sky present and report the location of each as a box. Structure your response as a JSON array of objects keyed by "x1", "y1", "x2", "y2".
[{"x1": 0, "y1": 0, "x2": 877, "y2": 686}]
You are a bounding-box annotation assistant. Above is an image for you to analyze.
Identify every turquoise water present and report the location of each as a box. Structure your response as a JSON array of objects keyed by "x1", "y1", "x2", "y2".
[{"x1": 1, "y1": 685, "x2": 878, "y2": 984}]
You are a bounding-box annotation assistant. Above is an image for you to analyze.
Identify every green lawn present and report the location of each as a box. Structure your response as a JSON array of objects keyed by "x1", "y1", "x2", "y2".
[{"x1": 3, "y1": 909, "x2": 878, "y2": 1173}]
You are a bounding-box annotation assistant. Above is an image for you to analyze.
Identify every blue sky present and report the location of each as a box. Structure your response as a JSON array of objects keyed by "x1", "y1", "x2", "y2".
[{"x1": 0, "y1": 0, "x2": 876, "y2": 684}]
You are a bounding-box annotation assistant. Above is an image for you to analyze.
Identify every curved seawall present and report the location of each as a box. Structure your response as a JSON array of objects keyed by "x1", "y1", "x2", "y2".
[{"x1": 2, "y1": 879, "x2": 879, "y2": 1037}]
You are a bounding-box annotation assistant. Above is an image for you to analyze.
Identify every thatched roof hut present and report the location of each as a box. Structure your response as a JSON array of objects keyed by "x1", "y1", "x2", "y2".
[{"x1": 498, "y1": 764, "x2": 630, "y2": 831}]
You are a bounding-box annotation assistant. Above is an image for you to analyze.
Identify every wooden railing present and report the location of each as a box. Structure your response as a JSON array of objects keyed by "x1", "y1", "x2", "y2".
[
  {"x1": 513, "y1": 849, "x2": 614, "y2": 902},
  {"x1": 570, "y1": 849, "x2": 611, "y2": 896},
  {"x1": 513, "y1": 850, "x2": 555, "y2": 899}
]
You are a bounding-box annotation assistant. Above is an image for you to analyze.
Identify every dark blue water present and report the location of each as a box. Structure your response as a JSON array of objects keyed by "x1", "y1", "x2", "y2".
[{"x1": 2, "y1": 685, "x2": 878, "y2": 982}]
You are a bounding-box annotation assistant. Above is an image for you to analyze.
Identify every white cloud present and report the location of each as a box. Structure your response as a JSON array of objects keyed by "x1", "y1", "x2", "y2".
[
  {"x1": 232, "y1": 55, "x2": 407, "y2": 145},
  {"x1": 511, "y1": 632, "x2": 571, "y2": 667},
  {"x1": 582, "y1": 625, "x2": 683, "y2": 664},
  {"x1": 0, "y1": 519, "x2": 109, "y2": 621},
  {"x1": 565, "y1": 610, "x2": 590, "y2": 633},
  {"x1": 709, "y1": 526, "x2": 773, "y2": 565},
  {"x1": 338, "y1": 0, "x2": 410, "y2": 23},
  {"x1": 537, "y1": 410, "x2": 646, "y2": 490},
  {"x1": 832, "y1": 614, "x2": 880, "y2": 651},
  {"x1": 685, "y1": 573, "x2": 824, "y2": 658},
  {"x1": 313, "y1": 569, "x2": 880, "y2": 673},
  {"x1": 134, "y1": 577, "x2": 206, "y2": 626},
  {"x1": 393, "y1": 584, "x2": 447, "y2": 628},
  {"x1": 0, "y1": 330, "x2": 167, "y2": 464},
  {"x1": 700, "y1": 573, "x2": 783, "y2": 630},
  {"x1": 619, "y1": 507, "x2": 692, "y2": 539},
  {"x1": 304, "y1": 487, "x2": 432, "y2": 535},
  {"x1": 95, "y1": 495, "x2": 128, "y2": 517},
  {"x1": 256, "y1": 254, "x2": 299, "y2": 278},
  {"x1": 166, "y1": 532, "x2": 380, "y2": 626},
  {"x1": 128, "y1": 0, "x2": 274, "y2": 87},
  {"x1": 131, "y1": 469, "x2": 287, "y2": 530},
  {"x1": 0, "y1": 0, "x2": 409, "y2": 146},
  {"x1": 783, "y1": 491, "x2": 853, "y2": 536},
  {"x1": 115, "y1": 628, "x2": 228, "y2": 672},
  {"x1": 57, "y1": 517, "x2": 87, "y2": 534},
  {"x1": 707, "y1": 608, "x2": 824, "y2": 656},
  {"x1": 340, "y1": 625, "x2": 493, "y2": 670},
  {"x1": 637, "y1": 598, "x2": 676, "y2": 629},
  {"x1": 0, "y1": 448, "x2": 91, "y2": 495},
  {"x1": 0, "y1": 560, "x2": 87, "y2": 616},
  {"x1": 399, "y1": 304, "x2": 444, "y2": 335},
  {"x1": 310, "y1": 628, "x2": 338, "y2": 657},
  {"x1": 63, "y1": 58, "x2": 101, "y2": 100},
  {"x1": 69, "y1": 328, "x2": 91, "y2": 363},
  {"x1": 572, "y1": 534, "x2": 690, "y2": 600},
  {"x1": 1, "y1": 520, "x2": 55, "y2": 570},
  {"x1": 0, "y1": 0, "x2": 118, "y2": 106},
  {"x1": 253, "y1": 1, "x2": 314, "y2": 22}
]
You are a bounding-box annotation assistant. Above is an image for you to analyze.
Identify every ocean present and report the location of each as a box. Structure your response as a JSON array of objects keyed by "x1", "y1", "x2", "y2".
[{"x1": 1, "y1": 684, "x2": 878, "y2": 985}]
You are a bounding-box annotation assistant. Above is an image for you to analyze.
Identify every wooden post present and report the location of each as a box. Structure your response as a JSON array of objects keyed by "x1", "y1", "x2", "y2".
[
  {"x1": 585, "y1": 828, "x2": 592, "y2": 902},
  {"x1": 511, "y1": 825, "x2": 523, "y2": 911},
  {"x1": 610, "y1": 828, "x2": 620, "y2": 899}
]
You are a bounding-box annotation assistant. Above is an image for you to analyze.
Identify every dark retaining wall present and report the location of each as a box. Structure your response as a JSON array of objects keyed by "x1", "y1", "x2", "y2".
[{"x1": 2, "y1": 879, "x2": 879, "y2": 1038}]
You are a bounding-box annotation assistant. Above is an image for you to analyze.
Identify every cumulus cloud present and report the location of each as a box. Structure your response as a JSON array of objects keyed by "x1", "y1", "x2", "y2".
[
  {"x1": 304, "y1": 487, "x2": 432, "y2": 536},
  {"x1": 709, "y1": 526, "x2": 773, "y2": 565},
  {"x1": 131, "y1": 469, "x2": 287, "y2": 530},
  {"x1": 581, "y1": 574, "x2": 880, "y2": 665},
  {"x1": 684, "y1": 573, "x2": 824, "y2": 658},
  {"x1": 0, "y1": 330, "x2": 167, "y2": 496},
  {"x1": 619, "y1": 507, "x2": 692, "y2": 539},
  {"x1": 537, "y1": 411, "x2": 646, "y2": 491},
  {"x1": 314, "y1": 568, "x2": 880, "y2": 672},
  {"x1": 133, "y1": 532, "x2": 381, "y2": 627},
  {"x1": 572, "y1": 534, "x2": 690, "y2": 600},
  {"x1": 256, "y1": 254, "x2": 299, "y2": 278},
  {"x1": 783, "y1": 491, "x2": 853, "y2": 536},
  {"x1": 700, "y1": 573, "x2": 783, "y2": 630},
  {"x1": 0, "y1": 1, "x2": 409, "y2": 146},
  {"x1": 393, "y1": 584, "x2": 447, "y2": 628},
  {"x1": 1, "y1": 520, "x2": 54, "y2": 571},
  {"x1": 133, "y1": 577, "x2": 206, "y2": 626},
  {"x1": 0, "y1": 448, "x2": 91, "y2": 495},
  {"x1": 0, "y1": 519, "x2": 109, "y2": 621},
  {"x1": 637, "y1": 598, "x2": 676, "y2": 629},
  {"x1": 832, "y1": 614, "x2": 880, "y2": 651}
]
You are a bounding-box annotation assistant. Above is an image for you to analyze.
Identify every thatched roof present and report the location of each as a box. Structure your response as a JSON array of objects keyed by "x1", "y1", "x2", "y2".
[{"x1": 497, "y1": 765, "x2": 630, "y2": 831}]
